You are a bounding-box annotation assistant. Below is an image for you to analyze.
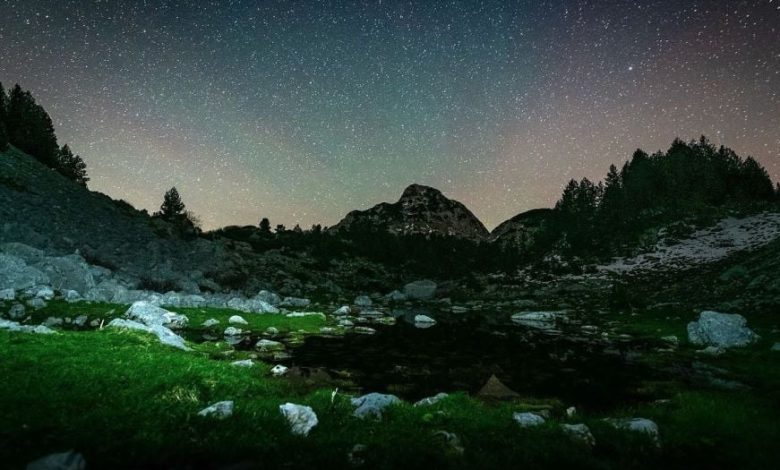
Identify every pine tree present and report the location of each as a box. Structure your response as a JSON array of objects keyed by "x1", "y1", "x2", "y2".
[
  {"x1": 56, "y1": 144, "x2": 89, "y2": 186},
  {"x1": 0, "y1": 82, "x2": 8, "y2": 151},
  {"x1": 259, "y1": 217, "x2": 272, "y2": 234},
  {"x1": 159, "y1": 187, "x2": 186, "y2": 219},
  {"x1": 5, "y1": 84, "x2": 59, "y2": 166}
]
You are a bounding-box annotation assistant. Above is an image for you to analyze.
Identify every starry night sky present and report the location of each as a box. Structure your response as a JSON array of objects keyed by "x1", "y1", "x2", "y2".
[{"x1": 2, "y1": 0, "x2": 778, "y2": 230}]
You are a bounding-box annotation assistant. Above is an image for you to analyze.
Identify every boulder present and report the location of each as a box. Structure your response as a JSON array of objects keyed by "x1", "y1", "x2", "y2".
[
  {"x1": 223, "y1": 326, "x2": 243, "y2": 336},
  {"x1": 26, "y1": 298, "x2": 47, "y2": 309},
  {"x1": 228, "y1": 315, "x2": 248, "y2": 325},
  {"x1": 354, "y1": 295, "x2": 372, "y2": 307},
  {"x1": 561, "y1": 423, "x2": 596, "y2": 446},
  {"x1": 414, "y1": 314, "x2": 436, "y2": 325},
  {"x1": 279, "y1": 403, "x2": 318, "y2": 436},
  {"x1": 197, "y1": 401, "x2": 234, "y2": 419},
  {"x1": 0, "y1": 254, "x2": 49, "y2": 290},
  {"x1": 385, "y1": 290, "x2": 407, "y2": 302},
  {"x1": 513, "y1": 412, "x2": 545, "y2": 428},
  {"x1": 257, "y1": 339, "x2": 285, "y2": 352},
  {"x1": 271, "y1": 364, "x2": 289, "y2": 376},
  {"x1": 125, "y1": 301, "x2": 188, "y2": 329},
  {"x1": 107, "y1": 319, "x2": 190, "y2": 351},
  {"x1": 35, "y1": 287, "x2": 55, "y2": 300},
  {"x1": 606, "y1": 418, "x2": 660, "y2": 444},
  {"x1": 227, "y1": 297, "x2": 279, "y2": 314},
  {"x1": 403, "y1": 280, "x2": 437, "y2": 300},
  {"x1": 202, "y1": 318, "x2": 220, "y2": 327},
  {"x1": 231, "y1": 359, "x2": 254, "y2": 368},
  {"x1": 687, "y1": 311, "x2": 759, "y2": 348},
  {"x1": 0, "y1": 288, "x2": 15, "y2": 300},
  {"x1": 351, "y1": 393, "x2": 401, "y2": 419},
  {"x1": 279, "y1": 297, "x2": 311, "y2": 308},
  {"x1": 0, "y1": 319, "x2": 55, "y2": 334},
  {"x1": 26, "y1": 450, "x2": 86, "y2": 470},
  {"x1": 33, "y1": 254, "x2": 96, "y2": 294},
  {"x1": 255, "y1": 290, "x2": 281, "y2": 306},
  {"x1": 414, "y1": 392, "x2": 448, "y2": 407},
  {"x1": 333, "y1": 305, "x2": 351, "y2": 316},
  {"x1": 8, "y1": 303, "x2": 26, "y2": 320}
]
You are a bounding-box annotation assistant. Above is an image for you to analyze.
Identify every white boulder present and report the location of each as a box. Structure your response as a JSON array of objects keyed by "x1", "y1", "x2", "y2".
[
  {"x1": 687, "y1": 311, "x2": 759, "y2": 348},
  {"x1": 279, "y1": 403, "x2": 318, "y2": 436}
]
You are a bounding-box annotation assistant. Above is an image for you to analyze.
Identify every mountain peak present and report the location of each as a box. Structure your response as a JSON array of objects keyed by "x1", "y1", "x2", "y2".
[{"x1": 332, "y1": 184, "x2": 489, "y2": 240}]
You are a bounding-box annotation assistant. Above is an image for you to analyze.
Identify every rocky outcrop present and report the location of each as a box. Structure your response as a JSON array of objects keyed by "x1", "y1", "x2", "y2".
[{"x1": 331, "y1": 184, "x2": 489, "y2": 240}]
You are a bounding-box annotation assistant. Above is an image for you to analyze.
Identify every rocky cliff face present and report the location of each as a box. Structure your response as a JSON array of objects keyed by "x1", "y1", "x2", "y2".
[{"x1": 332, "y1": 184, "x2": 490, "y2": 240}]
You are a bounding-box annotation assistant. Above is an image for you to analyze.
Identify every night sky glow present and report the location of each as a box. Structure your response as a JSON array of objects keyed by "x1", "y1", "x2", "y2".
[{"x1": 2, "y1": 0, "x2": 779, "y2": 230}]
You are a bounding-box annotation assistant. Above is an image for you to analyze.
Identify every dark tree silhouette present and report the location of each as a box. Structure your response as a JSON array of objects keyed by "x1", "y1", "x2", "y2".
[
  {"x1": 5, "y1": 84, "x2": 59, "y2": 167},
  {"x1": 159, "y1": 187, "x2": 186, "y2": 219},
  {"x1": 0, "y1": 82, "x2": 8, "y2": 151},
  {"x1": 56, "y1": 144, "x2": 89, "y2": 186},
  {"x1": 259, "y1": 217, "x2": 272, "y2": 234}
]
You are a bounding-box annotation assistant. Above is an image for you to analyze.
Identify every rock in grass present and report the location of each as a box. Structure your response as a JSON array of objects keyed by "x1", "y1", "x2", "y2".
[
  {"x1": 231, "y1": 359, "x2": 254, "y2": 368},
  {"x1": 605, "y1": 418, "x2": 660, "y2": 444},
  {"x1": 224, "y1": 326, "x2": 243, "y2": 336},
  {"x1": 477, "y1": 375, "x2": 520, "y2": 400},
  {"x1": 561, "y1": 423, "x2": 595, "y2": 446},
  {"x1": 0, "y1": 319, "x2": 55, "y2": 335},
  {"x1": 351, "y1": 393, "x2": 402, "y2": 419},
  {"x1": 513, "y1": 412, "x2": 545, "y2": 428},
  {"x1": 271, "y1": 364, "x2": 289, "y2": 376},
  {"x1": 687, "y1": 311, "x2": 759, "y2": 348},
  {"x1": 202, "y1": 318, "x2": 220, "y2": 327},
  {"x1": 125, "y1": 301, "x2": 188, "y2": 329},
  {"x1": 107, "y1": 319, "x2": 190, "y2": 351},
  {"x1": 333, "y1": 305, "x2": 351, "y2": 316},
  {"x1": 279, "y1": 403, "x2": 318, "y2": 436},
  {"x1": 198, "y1": 401, "x2": 234, "y2": 419},
  {"x1": 228, "y1": 315, "x2": 248, "y2": 325},
  {"x1": 433, "y1": 430, "x2": 465, "y2": 455},
  {"x1": 414, "y1": 392, "x2": 448, "y2": 407},
  {"x1": 26, "y1": 450, "x2": 85, "y2": 470},
  {"x1": 257, "y1": 339, "x2": 285, "y2": 351}
]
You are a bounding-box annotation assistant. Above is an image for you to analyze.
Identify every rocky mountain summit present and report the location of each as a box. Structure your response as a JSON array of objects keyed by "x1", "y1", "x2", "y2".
[
  {"x1": 331, "y1": 184, "x2": 490, "y2": 240},
  {"x1": 490, "y1": 208, "x2": 553, "y2": 248}
]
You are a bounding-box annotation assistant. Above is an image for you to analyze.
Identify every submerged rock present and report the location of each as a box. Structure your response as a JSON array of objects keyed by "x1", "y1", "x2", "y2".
[
  {"x1": 279, "y1": 403, "x2": 318, "y2": 436},
  {"x1": 26, "y1": 450, "x2": 86, "y2": 470},
  {"x1": 513, "y1": 412, "x2": 545, "y2": 428},
  {"x1": 354, "y1": 295, "x2": 373, "y2": 307},
  {"x1": 351, "y1": 393, "x2": 402, "y2": 419},
  {"x1": 403, "y1": 280, "x2": 437, "y2": 300},
  {"x1": 687, "y1": 311, "x2": 759, "y2": 348},
  {"x1": 510, "y1": 311, "x2": 565, "y2": 331},
  {"x1": 198, "y1": 401, "x2": 234, "y2": 419},
  {"x1": 477, "y1": 375, "x2": 520, "y2": 400},
  {"x1": 413, "y1": 314, "x2": 437, "y2": 327}
]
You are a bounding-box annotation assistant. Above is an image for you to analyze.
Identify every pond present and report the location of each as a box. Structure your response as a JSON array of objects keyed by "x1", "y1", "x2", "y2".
[{"x1": 283, "y1": 309, "x2": 664, "y2": 411}]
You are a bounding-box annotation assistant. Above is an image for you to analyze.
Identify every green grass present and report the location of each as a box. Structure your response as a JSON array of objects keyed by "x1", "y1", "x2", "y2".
[{"x1": 2, "y1": 326, "x2": 780, "y2": 469}]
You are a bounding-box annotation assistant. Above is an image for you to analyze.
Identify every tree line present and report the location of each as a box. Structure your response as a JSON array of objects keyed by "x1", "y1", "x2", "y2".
[
  {"x1": 0, "y1": 82, "x2": 88, "y2": 186},
  {"x1": 540, "y1": 136, "x2": 779, "y2": 258}
]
